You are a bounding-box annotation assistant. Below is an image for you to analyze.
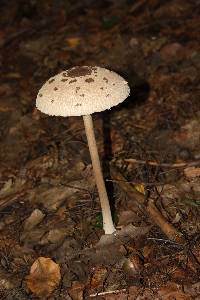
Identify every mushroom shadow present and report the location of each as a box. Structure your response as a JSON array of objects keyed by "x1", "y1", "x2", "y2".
[
  {"x1": 101, "y1": 71, "x2": 150, "y2": 217},
  {"x1": 102, "y1": 111, "x2": 115, "y2": 214},
  {"x1": 114, "y1": 69, "x2": 150, "y2": 110}
]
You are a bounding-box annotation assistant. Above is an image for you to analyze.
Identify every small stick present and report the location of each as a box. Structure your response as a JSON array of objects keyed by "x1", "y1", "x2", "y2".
[
  {"x1": 146, "y1": 198, "x2": 185, "y2": 244},
  {"x1": 130, "y1": 0, "x2": 147, "y2": 13},
  {"x1": 110, "y1": 165, "x2": 186, "y2": 244},
  {"x1": 0, "y1": 191, "x2": 27, "y2": 211},
  {"x1": 121, "y1": 158, "x2": 200, "y2": 168},
  {"x1": 90, "y1": 289, "x2": 127, "y2": 297}
]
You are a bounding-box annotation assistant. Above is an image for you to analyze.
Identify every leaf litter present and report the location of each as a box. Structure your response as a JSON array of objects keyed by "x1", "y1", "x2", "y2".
[
  {"x1": 26, "y1": 257, "x2": 61, "y2": 297},
  {"x1": 0, "y1": 0, "x2": 200, "y2": 299}
]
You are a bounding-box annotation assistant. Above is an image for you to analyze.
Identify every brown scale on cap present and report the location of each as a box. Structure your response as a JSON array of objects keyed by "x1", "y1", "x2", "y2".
[
  {"x1": 39, "y1": 93, "x2": 43, "y2": 97},
  {"x1": 51, "y1": 100, "x2": 54, "y2": 103},
  {"x1": 106, "y1": 94, "x2": 110, "y2": 97},
  {"x1": 54, "y1": 87, "x2": 58, "y2": 91},
  {"x1": 93, "y1": 68, "x2": 98, "y2": 75},
  {"x1": 61, "y1": 79, "x2": 68, "y2": 82},
  {"x1": 100, "y1": 87, "x2": 104, "y2": 90},
  {"x1": 103, "y1": 77, "x2": 108, "y2": 83},
  {"x1": 49, "y1": 79, "x2": 55, "y2": 84},
  {"x1": 75, "y1": 87, "x2": 80, "y2": 93},
  {"x1": 67, "y1": 66, "x2": 92, "y2": 78},
  {"x1": 75, "y1": 103, "x2": 82, "y2": 106},
  {"x1": 62, "y1": 73, "x2": 67, "y2": 77},
  {"x1": 69, "y1": 79, "x2": 77, "y2": 84},
  {"x1": 85, "y1": 78, "x2": 94, "y2": 83},
  {"x1": 80, "y1": 94, "x2": 85, "y2": 97}
]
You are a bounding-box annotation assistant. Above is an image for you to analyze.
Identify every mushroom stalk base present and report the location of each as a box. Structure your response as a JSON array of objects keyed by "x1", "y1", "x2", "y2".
[{"x1": 83, "y1": 114, "x2": 116, "y2": 235}]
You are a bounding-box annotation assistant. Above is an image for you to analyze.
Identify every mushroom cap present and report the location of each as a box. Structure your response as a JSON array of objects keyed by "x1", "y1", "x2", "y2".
[{"x1": 36, "y1": 66, "x2": 130, "y2": 116}]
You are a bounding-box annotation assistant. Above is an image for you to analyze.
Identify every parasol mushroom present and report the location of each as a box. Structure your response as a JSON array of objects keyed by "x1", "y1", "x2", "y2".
[{"x1": 36, "y1": 66, "x2": 130, "y2": 235}]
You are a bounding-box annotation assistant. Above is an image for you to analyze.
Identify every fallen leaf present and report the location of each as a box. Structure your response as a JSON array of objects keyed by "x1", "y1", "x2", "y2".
[
  {"x1": 118, "y1": 210, "x2": 140, "y2": 226},
  {"x1": 184, "y1": 281, "x2": 200, "y2": 298},
  {"x1": 90, "y1": 266, "x2": 107, "y2": 289},
  {"x1": 65, "y1": 37, "x2": 80, "y2": 48},
  {"x1": 123, "y1": 254, "x2": 143, "y2": 277},
  {"x1": 134, "y1": 184, "x2": 145, "y2": 194},
  {"x1": 0, "y1": 179, "x2": 13, "y2": 194},
  {"x1": 184, "y1": 167, "x2": 200, "y2": 178},
  {"x1": 159, "y1": 290, "x2": 192, "y2": 300},
  {"x1": 0, "y1": 106, "x2": 12, "y2": 112},
  {"x1": 40, "y1": 228, "x2": 67, "y2": 245},
  {"x1": 160, "y1": 42, "x2": 184, "y2": 60},
  {"x1": 23, "y1": 209, "x2": 45, "y2": 231},
  {"x1": 158, "y1": 282, "x2": 193, "y2": 300},
  {"x1": 68, "y1": 281, "x2": 85, "y2": 300},
  {"x1": 26, "y1": 257, "x2": 61, "y2": 297}
]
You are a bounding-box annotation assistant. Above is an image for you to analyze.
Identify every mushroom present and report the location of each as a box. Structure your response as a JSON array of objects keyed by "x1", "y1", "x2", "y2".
[{"x1": 36, "y1": 66, "x2": 130, "y2": 235}]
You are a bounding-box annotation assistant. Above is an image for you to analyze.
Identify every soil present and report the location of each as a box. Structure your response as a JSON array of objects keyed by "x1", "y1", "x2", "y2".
[{"x1": 0, "y1": 0, "x2": 200, "y2": 299}]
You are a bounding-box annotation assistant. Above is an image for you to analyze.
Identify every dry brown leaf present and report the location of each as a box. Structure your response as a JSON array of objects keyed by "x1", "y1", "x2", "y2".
[
  {"x1": 184, "y1": 281, "x2": 200, "y2": 298},
  {"x1": 65, "y1": 37, "x2": 81, "y2": 48},
  {"x1": 158, "y1": 282, "x2": 193, "y2": 300},
  {"x1": 184, "y1": 167, "x2": 200, "y2": 178},
  {"x1": 134, "y1": 183, "x2": 145, "y2": 194},
  {"x1": 68, "y1": 281, "x2": 85, "y2": 300},
  {"x1": 123, "y1": 254, "x2": 143, "y2": 277},
  {"x1": 90, "y1": 266, "x2": 107, "y2": 289},
  {"x1": 23, "y1": 209, "x2": 45, "y2": 231},
  {"x1": 159, "y1": 290, "x2": 192, "y2": 300},
  {"x1": 26, "y1": 257, "x2": 61, "y2": 297}
]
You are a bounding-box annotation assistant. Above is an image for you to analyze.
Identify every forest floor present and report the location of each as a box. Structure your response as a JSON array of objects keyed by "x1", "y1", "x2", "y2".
[{"x1": 0, "y1": 0, "x2": 200, "y2": 299}]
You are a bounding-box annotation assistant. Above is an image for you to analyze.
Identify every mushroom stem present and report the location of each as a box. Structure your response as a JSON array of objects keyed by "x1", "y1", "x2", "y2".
[{"x1": 83, "y1": 114, "x2": 116, "y2": 235}]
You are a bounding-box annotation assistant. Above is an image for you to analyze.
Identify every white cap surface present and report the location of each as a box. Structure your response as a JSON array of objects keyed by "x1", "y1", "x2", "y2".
[{"x1": 36, "y1": 66, "x2": 130, "y2": 116}]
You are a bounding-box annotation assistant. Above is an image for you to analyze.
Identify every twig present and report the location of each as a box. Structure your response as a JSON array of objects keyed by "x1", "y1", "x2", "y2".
[
  {"x1": 106, "y1": 178, "x2": 164, "y2": 186},
  {"x1": 146, "y1": 198, "x2": 185, "y2": 244},
  {"x1": 120, "y1": 158, "x2": 200, "y2": 168},
  {"x1": 90, "y1": 289, "x2": 127, "y2": 297},
  {"x1": 0, "y1": 177, "x2": 31, "y2": 211},
  {"x1": 147, "y1": 237, "x2": 181, "y2": 245},
  {"x1": 130, "y1": 0, "x2": 147, "y2": 13},
  {"x1": 110, "y1": 165, "x2": 186, "y2": 244},
  {"x1": 0, "y1": 190, "x2": 28, "y2": 211}
]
